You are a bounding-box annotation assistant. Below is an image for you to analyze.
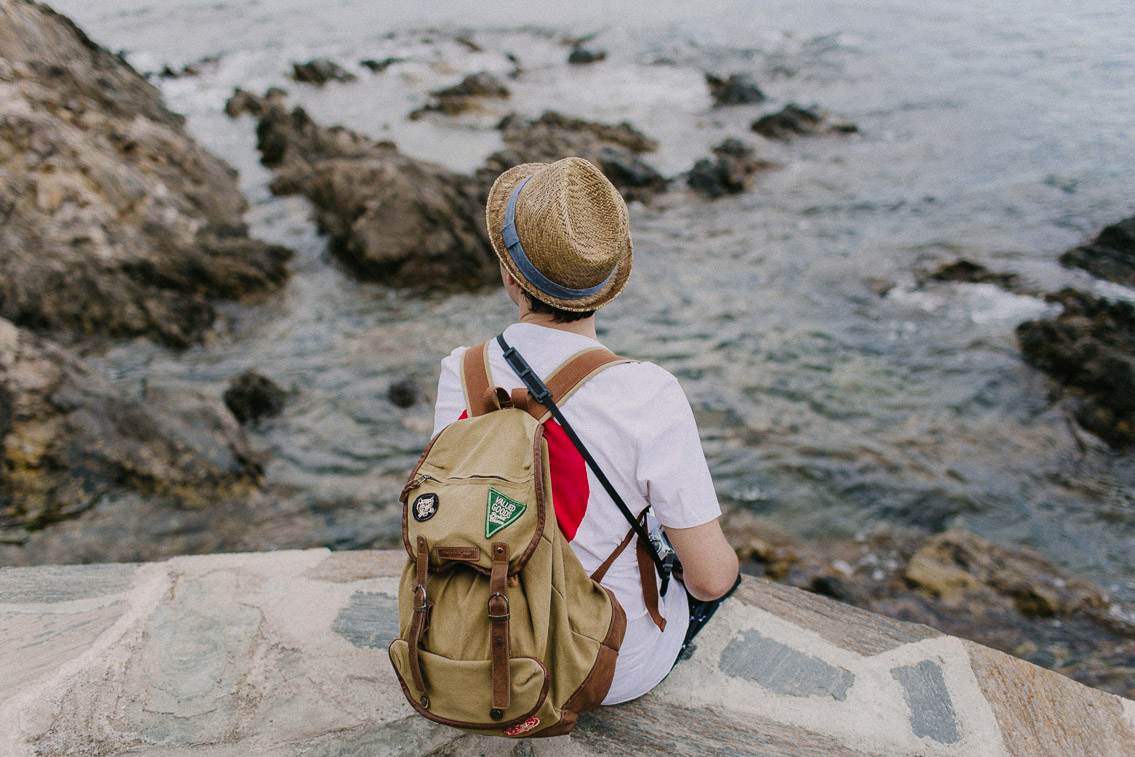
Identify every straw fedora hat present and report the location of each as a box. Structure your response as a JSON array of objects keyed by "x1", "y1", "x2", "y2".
[{"x1": 486, "y1": 157, "x2": 632, "y2": 312}]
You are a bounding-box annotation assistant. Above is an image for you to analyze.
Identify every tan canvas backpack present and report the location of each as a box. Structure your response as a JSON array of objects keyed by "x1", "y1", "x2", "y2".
[{"x1": 389, "y1": 339, "x2": 664, "y2": 738}]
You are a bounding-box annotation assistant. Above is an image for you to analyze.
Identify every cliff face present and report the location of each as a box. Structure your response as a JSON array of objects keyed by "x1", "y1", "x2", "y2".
[
  {"x1": 2, "y1": 549, "x2": 1132, "y2": 756},
  {"x1": 0, "y1": 0, "x2": 290, "y2": 347}
]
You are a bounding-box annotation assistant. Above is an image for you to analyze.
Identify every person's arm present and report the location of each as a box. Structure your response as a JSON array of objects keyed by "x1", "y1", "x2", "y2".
[{"x1": 664, "y1": 518, "x2": 739, "y2": 601}]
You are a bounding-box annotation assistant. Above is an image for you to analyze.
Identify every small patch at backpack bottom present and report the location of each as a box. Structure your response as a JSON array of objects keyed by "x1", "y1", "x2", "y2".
[
  {"x1": 486, "y1": 488, "x2": 526, "y2": 538},
  {"x1": 505, "y1": 716, "x2": 540, "y2": 736}
]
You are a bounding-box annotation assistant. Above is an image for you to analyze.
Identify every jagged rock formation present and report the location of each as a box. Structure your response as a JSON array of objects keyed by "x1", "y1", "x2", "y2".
[
  {"x1": 488, "y1": 111, "x2": 668, "y2": 202},
  {"x1": 0, "y1": 0, "x2": 291, "y2": 347},
  {"x1": 253, "y1": 94, "x2": 497, "y2": 287},
  {"x1": 752, "y1": 103, "x2": 859, "y2": 140},
  {"x1": 706, "y1": 73, "x2": 766, "y2": 106},
  {"x1": 0, "y1": 318, "x2": 262, "y2": 532},
  {"x1": 409, "y1": 71, "x2": 510, "y2": 120},
  {"x1": 687, "y1": 138, "x2": 773, "y2": 198},
  {"x1": 1060, "y1": 216, "x2": 1135, "y2": 287},
  {"x1": 1017, "y1": 288, "x2": 1135, "y2": 448}
]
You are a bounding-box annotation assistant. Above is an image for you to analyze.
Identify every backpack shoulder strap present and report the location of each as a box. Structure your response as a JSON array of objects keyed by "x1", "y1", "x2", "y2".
[
  {"x1": 460, "y1": 341, "x2": 492, "y2": 417},
  {"x1": 528, "y1": 347, "x2": 633, "y2": 422}
]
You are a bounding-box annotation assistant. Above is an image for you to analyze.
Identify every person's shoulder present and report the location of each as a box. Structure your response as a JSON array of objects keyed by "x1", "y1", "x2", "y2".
[{"x1": 592, "y1": 356, "x2": 683, "y2": 394}]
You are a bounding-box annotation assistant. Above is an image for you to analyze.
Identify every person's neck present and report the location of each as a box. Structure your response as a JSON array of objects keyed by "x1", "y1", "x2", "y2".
[{"x1": 516, "y1": 310, "x2": 598, "y2": 340}]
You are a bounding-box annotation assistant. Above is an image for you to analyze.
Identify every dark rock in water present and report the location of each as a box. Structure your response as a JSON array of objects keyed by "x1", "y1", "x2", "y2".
[
  {"x1": 409, "y1": 71, "x2": 510, "y2": 119},
  {"x1": 706, "y1": 73, "x2": 766, "y2": 106},
  {"x1": 920, "y1": 260, "x2": 1019, "y2": 289},
  {"x1": 1016, "y1": 288, "x2": 1135, "y2": 448},
  {"x1": 388, "y1": 378, "x2": 419, "y2": 409},
  {"x1": 0, "y1": 318, "x2": 262, "y2": 532},
  {"x1": 752, "y1": 103, "x2": 858, "y2": 140},
  {"x1": 1059, "y1": 216, "x2": 1135, "y2": 286},
  {"x1": 157, "y1": 55, "x2": 217, "y2": 79},
  {"x1": 567, "y1": 47, "x2": 606, "y2": 65},
  {"x1": 360, "y1": 57, "x2": 403, "y2": 73},
  {"x1": 224, "y1": 370, "x2": 287, "y2": 424},
  {"x1": 0, "y1": 2, "x2": 292, "y2": 347},
  {"x1": 224, "y1": 87, "x2": 287, "y2": 118},
  {"x1": 687, "y1": 138, "x2": 773, "y2": 198},
  {"x1": 291, "y1": 58, "x2": 358, "y2": 85},
  {"x1": 254, "y1": 97, "x2": 496, "y2": 287},
  {"x1": 488, "y1": 111, "x2": 666, "y2": 201}
]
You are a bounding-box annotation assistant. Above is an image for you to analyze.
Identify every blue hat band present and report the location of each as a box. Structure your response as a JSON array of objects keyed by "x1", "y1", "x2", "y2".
[{"x1": 500, "y1": 175, "x2": 615, "y2": 301}]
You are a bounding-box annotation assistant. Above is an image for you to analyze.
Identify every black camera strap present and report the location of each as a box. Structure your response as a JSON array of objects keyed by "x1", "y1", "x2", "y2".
[{"x1": 497, "y1": 333, "x2": 674, "y2": 596}]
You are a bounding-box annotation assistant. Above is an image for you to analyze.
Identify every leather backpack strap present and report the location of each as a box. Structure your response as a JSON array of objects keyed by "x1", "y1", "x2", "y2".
[
  {"x1": 407, "y1": 535, "x2": 433, "y2": 703},
  {"x1": 526, "y1": 347, "x2": 631, "y2": 421},
  {"x1": 488, "y1": 542, "x2": 512, "y2": 718},
  {"x1": 460, "y1": 342, "x2": 492, "y2": 417},
  {"x1": 590, "y1": 513, "x2": 666, "y2": 632}
]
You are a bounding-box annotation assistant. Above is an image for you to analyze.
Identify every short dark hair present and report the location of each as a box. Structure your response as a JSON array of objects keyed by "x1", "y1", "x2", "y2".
[{"x1": 525, "y1": 293, "x2": 596, "y2": 322}]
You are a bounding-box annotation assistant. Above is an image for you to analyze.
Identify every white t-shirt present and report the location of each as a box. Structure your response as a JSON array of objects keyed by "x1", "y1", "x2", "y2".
[{"x1": 432, "y1": 322, "x2": 722, "y2": 703}]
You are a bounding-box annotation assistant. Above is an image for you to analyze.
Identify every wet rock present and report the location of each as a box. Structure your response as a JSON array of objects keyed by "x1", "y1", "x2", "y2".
[
  {"x1": 567, "y1": 47, "x2": 606, "y2": 65},
  {"x1": 903, "y1": 529, "x2": 1106, "y2": 617},
  {"x1": 919, "y1": 260, "x2": 1020, "y2": 289},
  {"x1": 1016, "y1": 288, "x2": 1135, "y2": 448},
  {"x1": 223, "y1": 86, "x2": 286, "y2": 118},
  {"x1": 157, "y1": 56, "x2": 217, "y2": 79},
  {"x1": 0, "y1": 1, "x2": 292, "y2": 347},
  {"x1": 388, "y1": 378, "x2": 419, "y2": 409},
  {"x1": 687, "y1": 138, "x2": 773, "y2": 198},
  {"x1": 752, "y1": 103, "x2": 858, "y2": 140},
  {"x1": 706, "y1": 73, "x2": 766, "y2": 106},
  {"x1": 0, "y1": 319, "x2": 262, "y2": 532},
  {"x1": 409, "y1": 71, "x2": 510, "y2": 120},
  {"x1": 223, "y1": 370, "x2": 287, "y2": 424},
  {"x1": 290, "y1": 58, "x2": 357, "y2": 85},
  {"x1": 1059, "y1": 216, "x2": 1135, "y2": 286},
  {"x1": 360, "y1": 57, "x2": 403, "y2": 73},
  {"x1": 255, "y1": 98, "x2": 496, "y2": 287},
  {"x1": 488, "y1": 111, "x2": 666, "y2": 201}
]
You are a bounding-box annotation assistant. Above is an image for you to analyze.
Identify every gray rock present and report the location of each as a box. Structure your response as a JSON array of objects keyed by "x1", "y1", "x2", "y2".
[
  {"x1": 409, "y1": 71, "x2": 510, "y2": 120},
  {"x1": 706, "y1": 73, "x2": 766, "y2": 106},
  {"x1": 291, "y1": 58, "x2": 358, "y2": 85},
  {"x1": 0, "y1": 1, "x2": 292, "y2": 347},
  {"x1": 752, "y1": 103, "x2": 858, "y2": 140},
  {"x1": 255, "y1": 98, "x2": 496, "y2": 287},
  {"x1": 1060, "y1": 216, "x2": 1135, "y2": 286},
  {"x1": 0, "y1": 319, "x2": 262, "y2": 532},
  {"x1": 488, "y1": 111, "x2": 666, "y2": 202}
]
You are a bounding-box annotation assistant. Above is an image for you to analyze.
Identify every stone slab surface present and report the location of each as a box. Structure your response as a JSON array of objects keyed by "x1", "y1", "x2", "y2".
[{"x1": 0, "y1": 549, "x2": 1132, "y2": 756}]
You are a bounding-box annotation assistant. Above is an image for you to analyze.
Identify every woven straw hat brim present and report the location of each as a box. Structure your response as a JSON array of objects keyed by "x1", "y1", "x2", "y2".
[{"x1": 486, "y1": 161, "x2": 633, "y2": 312}]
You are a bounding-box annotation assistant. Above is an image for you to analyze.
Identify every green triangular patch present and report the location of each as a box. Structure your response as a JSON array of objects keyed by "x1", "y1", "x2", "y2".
[{"x1": 485, "y1": 488, "x2": 526, "y2": 538}]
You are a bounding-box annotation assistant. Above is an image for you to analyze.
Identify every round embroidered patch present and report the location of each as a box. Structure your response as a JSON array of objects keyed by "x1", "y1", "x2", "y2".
[{"x1": 412, "y1": 493, "x2": 439, "y2": 522}]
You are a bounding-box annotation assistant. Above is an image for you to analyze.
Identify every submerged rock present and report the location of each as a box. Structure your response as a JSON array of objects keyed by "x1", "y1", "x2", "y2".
[
  {"x1": 224, "y1": 370, "x2": 287, "y2": 425},
  {"x1": 687, "y1": 138, "x2": 773, "y2": 198},
  {"x1": 409, "y1": 71, "x2": 510, "y2": 120},
  {"x1": 0, "y1": 319, "x2": 262, "y2": 532},
  {"x1": 567, "y1": 46, "x2": 606, "y2": 65},
  {"x1": 387, "y1": 378, "x2": 420, "y2": 409},
  {"x1": 0, "y1": 1, "x2": 292, "y2": 347},
  {"x1": 1016, "y1": 288, "x2": 1135, "y2": 447},
  {"x1": 919, "y1": 260, "x2": 1020, "y2": 289},
  {"x1": 488, "y1": 111, "x2": 666, "y2": 201},
  {"x1": 1059, "y1": 216, "x2": 1135, "y2": 286},
  {"x1": 359, "y1": 57, "x2": 403, "y2": 73},
  {"x1": 255, "y1": 98, "x2": 496, "y2": 287},
  {"x1": 291, "y1": 58, "x2": 357, "y2": 85},
  {"x1": 752, "y1": 103, "x2": 858, "y2": 140},
  {"x1": 706, "y1": 73, "x2": 766, "y2": 106}
]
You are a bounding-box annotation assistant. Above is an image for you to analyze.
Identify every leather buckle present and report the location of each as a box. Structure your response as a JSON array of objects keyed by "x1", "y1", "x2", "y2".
[
  {"x1": 413, "y1": 585, "x2": 429, "y2": 613},
  {"x1": 487, "y1": 592, "x2": 510, "y2": 621}
]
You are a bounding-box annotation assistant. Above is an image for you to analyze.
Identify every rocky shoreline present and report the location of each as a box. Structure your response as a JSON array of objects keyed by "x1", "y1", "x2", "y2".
[{"x1": 1, "y1": 0, "x2": 1132, "y2": 703}]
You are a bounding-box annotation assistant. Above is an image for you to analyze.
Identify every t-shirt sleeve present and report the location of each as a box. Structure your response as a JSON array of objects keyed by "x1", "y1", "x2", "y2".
[
  {"x1": 432, "y1": 346, "x2": 467, "y2": 437},
  {"x1": 631, "y1": 368, "x2": 722, "y2": 530}
]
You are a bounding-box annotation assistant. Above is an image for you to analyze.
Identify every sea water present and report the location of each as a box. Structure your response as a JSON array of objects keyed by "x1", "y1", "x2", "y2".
[{"x1": 49, "y1": 0, "x2": 1135, "y2": 601}]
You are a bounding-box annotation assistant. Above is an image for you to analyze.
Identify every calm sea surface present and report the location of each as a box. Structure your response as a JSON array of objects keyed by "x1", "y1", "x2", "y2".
[{"x1": 51, "y1": 0, "x2": 1135, "y2": 600}]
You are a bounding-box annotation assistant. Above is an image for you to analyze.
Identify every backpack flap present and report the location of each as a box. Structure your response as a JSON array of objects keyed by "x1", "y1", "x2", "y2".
[{"x1": 401, "y1": 406, "x2": 547, "y2": 575}]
